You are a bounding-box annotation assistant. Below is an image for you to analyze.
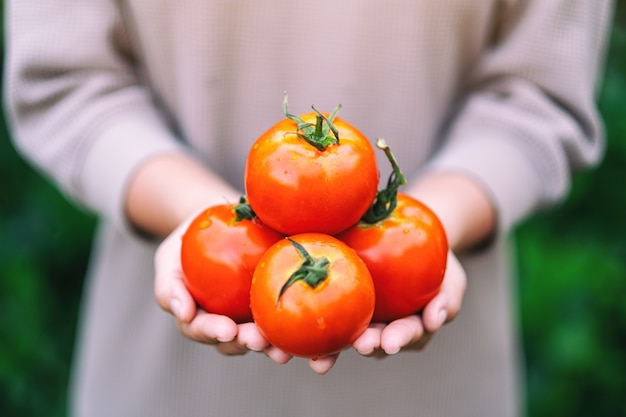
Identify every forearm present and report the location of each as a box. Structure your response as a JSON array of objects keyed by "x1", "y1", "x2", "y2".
[
  {"x1": 125, "y1": 152, "x2": 241, "y2": 237},
  {"x1": 406, "y1": 172, "x2": 496, "y2": 252}
]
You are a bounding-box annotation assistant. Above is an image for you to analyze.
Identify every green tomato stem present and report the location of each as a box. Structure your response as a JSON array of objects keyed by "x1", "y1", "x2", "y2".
[
  {"x1": 361, "y1": 138, "x2": 407, "y2": 224},
  {"x1": 234, "y1": 196, "x2": 256, "y2": 222},
  {"x1": 277, "y1": 238, "x2": 330, "y2": 304},
  {"x1": 282, "y1": 91, "x2": 341, "y2": 151}
]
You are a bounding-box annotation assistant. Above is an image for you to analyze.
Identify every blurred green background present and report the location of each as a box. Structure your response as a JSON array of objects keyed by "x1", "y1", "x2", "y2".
[{"x1": 1, "y1": 3, "x2": 625, "y2": 417}]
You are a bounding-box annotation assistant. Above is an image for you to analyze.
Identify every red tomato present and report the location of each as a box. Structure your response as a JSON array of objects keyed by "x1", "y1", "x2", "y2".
[
  {"x1": 337, "y1": 193, "x2": 448, "y2": 322},
  {"x1": 250, "y1": 233, "x2": 375, "y2": 358},
  {"x1": 180, "y1": 200, "x2": 284, "y2": 323},
  {"x1": 244, "y1": 95, "x2": 379, "y2": 235}
]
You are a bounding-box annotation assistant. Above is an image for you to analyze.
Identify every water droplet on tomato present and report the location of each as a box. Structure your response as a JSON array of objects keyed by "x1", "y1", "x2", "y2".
[
  {"x1": 199, "y1": 220, "x2": 211, "y2": 229},
  {"x1": 317, "y1": 317, "x2": 327, "y2": 330}
]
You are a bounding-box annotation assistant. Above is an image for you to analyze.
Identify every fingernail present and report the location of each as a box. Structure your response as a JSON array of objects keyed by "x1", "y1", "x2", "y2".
[
  {"x1": 438, "y1": 310, "x2": 448, "y2": 328},
  {"x1": 384, "y1": 345, "x2": 400, "y2": 355},
  {"x1": 246, "y1": 343, "x2": 263, "y2": 352},
  {"x1": 170, "y1": 299, "x2": 182, "y2": 320}
]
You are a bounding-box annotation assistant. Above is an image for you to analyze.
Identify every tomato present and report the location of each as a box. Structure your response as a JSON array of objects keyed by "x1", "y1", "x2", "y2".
[
  {"x1": 336, "y1": 139, "x2": 448, "y2": 322},
  {"x1": 337, "y1": 193, "x2": 448, "y2": 322},
  {"x1": 244, "y1": 94, "x2": 379, "y2": 235},
  {"x1": 250, "y1": 233, "x2": 375, "y2": 358},
  {"x1": 180, "y1": 199, "x2": 284, "y2": 323}
]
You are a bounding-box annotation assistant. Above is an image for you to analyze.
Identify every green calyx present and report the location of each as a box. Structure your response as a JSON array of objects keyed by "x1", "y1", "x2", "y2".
[
  {"x1": 361, "y1": 138, "x2": 407, "y2": 224},
  {"x1": 234, "y1": 196, "x2": 256, "y2": 222},
  {"x1": 277, "y1": 238, "x2": 330, "y2": 304},
  {"x1": 282, "y1": 91, "x2": 341, "y2": 151}
]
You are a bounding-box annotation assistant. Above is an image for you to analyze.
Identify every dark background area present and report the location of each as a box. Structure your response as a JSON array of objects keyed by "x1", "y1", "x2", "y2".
[{"x1": 1, "y1": 3, "x2": 625, "y2": 417}]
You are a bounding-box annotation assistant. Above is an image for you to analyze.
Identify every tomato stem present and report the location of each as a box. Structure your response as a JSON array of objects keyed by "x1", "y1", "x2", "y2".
[
  {"x1": 277, "y1": 238, "x2": 330, "y2": 304},
  {"x1": 361, "y1": 138, "x2": 407, "y2": 223},
  {"x1": 282, "y1": 91, "x2": 341, "y2": 151},
  {"x1": 234, "y1": 196, "x2": 256, "y2": 222}
]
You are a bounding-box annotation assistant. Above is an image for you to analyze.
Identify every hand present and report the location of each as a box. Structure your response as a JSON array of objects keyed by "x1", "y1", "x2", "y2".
[
  {"x1": 303, "y1": 251, "x2": 465, "y2": 374},
  {"x1": 153, "y1": 216, "x2": 292, "y2": 363},
  {"x1": 352, "y1": 250, "x2": 466, "y2": 357}
]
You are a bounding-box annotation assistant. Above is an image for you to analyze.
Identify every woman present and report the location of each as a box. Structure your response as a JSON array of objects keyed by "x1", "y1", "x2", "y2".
[{"x1": 4, "y1": 1, "x2": 613, "y2": 416}]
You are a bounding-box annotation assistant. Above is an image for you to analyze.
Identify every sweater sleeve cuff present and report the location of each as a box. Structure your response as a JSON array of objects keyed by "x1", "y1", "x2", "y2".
[
  {"x1": 421, "y1": 132, "x2": 546, "y2": 233},
  {"x1": 76, "y1": 106, "x2": 188, "y2": 235}
]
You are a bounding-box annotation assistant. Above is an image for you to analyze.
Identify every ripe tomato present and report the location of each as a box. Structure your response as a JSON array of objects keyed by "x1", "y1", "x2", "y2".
[
  {"x1": 337, "y1": 193, "x2": 448, "y2": 322},
  {"x1": 250, "y1": 233, "x2": 375, "y2": 358},
  {"x1": 336, "y1": 139, "x2": 448, "y2": 323},
  {"x1": 180, "y1": 199, "x2": 284, "y2": 323},
  {"x1": 244, "y1": 95, "x2": 379, "y2": 235}
]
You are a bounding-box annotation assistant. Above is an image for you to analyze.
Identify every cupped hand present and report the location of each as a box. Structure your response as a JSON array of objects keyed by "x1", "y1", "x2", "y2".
[
  {"x1": 301, "y1": 251, "x2": 465, "y2": 374},
  {"x1": 153, "y1": 217, "x2": 292, "y2": 363},
  {"x1": 352, "y1": 250, "x2": 466, "y2": 356}
]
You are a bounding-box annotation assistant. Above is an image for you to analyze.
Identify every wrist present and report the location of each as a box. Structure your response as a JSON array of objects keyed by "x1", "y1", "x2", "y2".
[
  {"x1": 406, "y1": 171, "x2": 496, "y2": 252},
  {"x1": 125, "y1": 152, "x2": 240, "y2": 237}
]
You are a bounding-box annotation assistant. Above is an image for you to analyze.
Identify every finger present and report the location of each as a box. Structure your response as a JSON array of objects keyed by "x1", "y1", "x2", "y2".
[
  {"x1": 422, "y1": 251, "x2": 466, "y2": 333},
  {"x1": 177, "y1": 310, "x2": 238, "y2": 345},
  {"x1": 167, "y1": 278, "x2": 197, "y2": 324},
  {"x1": 308, "y1": 353, "x2": 339, "y2": 375},
  {"x1": 380, "y1": 315, "x2": 426, "y2": 354},
  {"x1": 154, "y1": 232, "x2": 196, "y2": 323},
  {"x1": 352, "y1": 323, "x2": 385, "y2": 356},
  {"x1": 236, "y1": 322, "x2": 271, "y2": 352},
  {"x1": 217, "y1": 322, "x2": 270, "y2": 355},
  {"x1": 216, "y1": 340, "x2": 249, "y2": 356},
  {"x1": 263, "y1": 345, "x2": 293, "y2": 365}
]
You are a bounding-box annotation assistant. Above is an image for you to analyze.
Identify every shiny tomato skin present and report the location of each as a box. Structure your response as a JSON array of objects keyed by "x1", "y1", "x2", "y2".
[
  {"x1": 336, "y1": 193, "x2": 448, "y2": 323},
  {"x1": 244, "y1": 113, "x2": 379, "y2": 236},
  {"x1": 250, "y1": 233, "x2": 375, "y2": 358},
  {"x1": 181, "y1": 204, "x2": 284, "y2": 323}
]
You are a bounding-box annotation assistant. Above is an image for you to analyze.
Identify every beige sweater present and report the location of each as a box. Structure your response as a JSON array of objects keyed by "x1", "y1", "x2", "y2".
[{"x1": 4, "y1": 1, "x2": 613, "y2": 416}]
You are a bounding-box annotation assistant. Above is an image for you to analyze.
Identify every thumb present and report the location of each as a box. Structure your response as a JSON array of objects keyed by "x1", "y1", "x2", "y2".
[{"x1": 154, "y1": 225, "x2": 197, "y2": 323}]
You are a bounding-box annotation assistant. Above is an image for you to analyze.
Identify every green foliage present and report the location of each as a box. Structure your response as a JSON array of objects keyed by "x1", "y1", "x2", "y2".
[
  {"x1": 0, "y1": 117, "x2": 96, "y2": 415},
  {"x1": 515, "y1": 7, "x2": 626, "y2": 416}
]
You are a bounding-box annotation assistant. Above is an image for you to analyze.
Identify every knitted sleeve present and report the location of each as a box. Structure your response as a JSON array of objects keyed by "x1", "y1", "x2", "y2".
[
  {"x1": 423, "y1": 0, "x2": 614, "y2": 231},
  {"x1": 3, "y1": 1, "x2": 186, "y2": 232}
]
